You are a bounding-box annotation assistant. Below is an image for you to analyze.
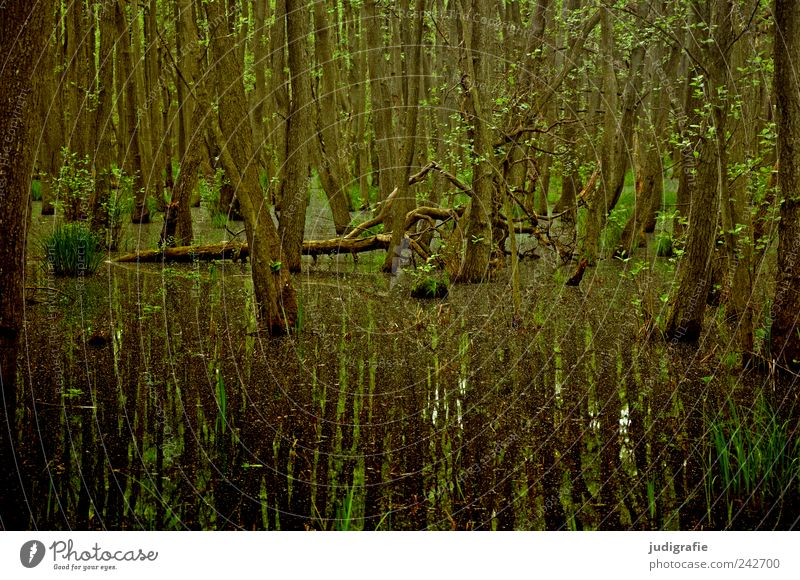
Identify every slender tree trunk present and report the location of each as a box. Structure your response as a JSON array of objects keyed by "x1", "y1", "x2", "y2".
[
  {"x1": 89, "y1": 0, "x2": 117, "y2": 247},
  {"x1": 279, "y1": 0, "x2": 313, "y2": 272},
  {"x1": 618, "y1": 41, "x2": 680, "y2": 255},
  {"x1": 585, "y1": 3, "x2": 645, "y2": 262},
  {"x1": 771, "y1": 0, "x2": 800, "y2": 369},
  {"x1": 145, "y1": 0, "x2": 165, "y2": 207},
  {"x1": 365, "y1": 0, "x2": 397, "y2": 203},
  {"x1": 39, "y1": 2, "x2": 61, "y2": 216},
  {"x1": 117, "y1": 0, "x2": 150, "y2": 223},
  {"x1": 251, "y1": 0, "x2": 268, "y2": 169},
  {"x1": 171, "y1": 0, "x2": 212, "y2": 246},
  {"x1": 454, "y1": 0, "x2": 494, "y2": 283},
  {"x1": 269, "y1": 0, "x2": 288, "y2": 208},
  {"x1": 0, "y1": 0, "x2": 51, "y2": 530},
  {"x1": 313, "y1": 0, "x2": 352, "y2": 234}
]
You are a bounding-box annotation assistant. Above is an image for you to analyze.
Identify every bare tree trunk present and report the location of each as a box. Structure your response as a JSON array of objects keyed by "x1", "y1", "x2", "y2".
[
  {"x1": 145, "y1": 0, "x2": 165, "y2": 207},
  {"x1": 89, "y1": 0, "x2": 118, "y2": 247},
  {"x1": 269, "y1": 0, "x2": 288, "y2": 208},
  {"x1": 279, "y1": 0, "x2": 314, "y2": 272},
  {"x1": 39, "y1": 2, "x2": 62, "y2": 216},
  {"x1": 313, "y1": 0, "x2": 352, "y2": 234},
  {"x1": 117, "y1": 0, "x2": 150, "y2": 223},
  {"x1": 771, "y1": 0, "x2": 800, "y2": 369},
  {"x1": 0, "y1": 0, "x2": 51, "y2": 530},
  {"x1": 365, "y1": 0, "x2": 397, "y2": 203},
  {"x1": 618, "y1": 41, "x2": 680, "y2": 255},
  {"x1": 586, "y1": 3, "x2": 646, "y2": 262},
  {"x1": 170, "y1": 0, "x2": 212, "y2": 246},
  {"x1": 251, "y1": 0, "x2": 268, "y2": 169},
  {"x1": 382, "y1": 0, "x2": 426, "y2": 272}
]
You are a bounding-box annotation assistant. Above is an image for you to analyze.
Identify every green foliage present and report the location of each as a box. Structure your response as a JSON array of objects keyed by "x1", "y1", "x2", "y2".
[
  {"x1": 200, "y1": 168, "x2": 228, "y2": 227},
  {"x1": 334, "y1": 484, "x2": 356, "y2": 531},
  {"x1": 655, "y1": 233, "x2": 674, "y2": 257},
  {"x1": 55, "y1": 148, "x2": 93, "y2": 222},
  {"x1": 31, "y1": 179, "x2": 42, "y2": 201},
  {"x1": 42, "y1": 223, "x2": 104, "y2": 277},
  {"x1": 410, "y1": 254, "x2": 449, "y2": 299}
]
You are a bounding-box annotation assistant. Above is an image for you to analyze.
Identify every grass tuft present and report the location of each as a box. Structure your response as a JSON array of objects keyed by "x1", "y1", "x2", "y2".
[{"x1": 42, "y1": 223, "x2": 104, "y2": 276}]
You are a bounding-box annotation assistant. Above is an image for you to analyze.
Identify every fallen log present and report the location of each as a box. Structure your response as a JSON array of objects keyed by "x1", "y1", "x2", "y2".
[{"x1": 114, "y1": 235, "x2": 392, "y2": 263}]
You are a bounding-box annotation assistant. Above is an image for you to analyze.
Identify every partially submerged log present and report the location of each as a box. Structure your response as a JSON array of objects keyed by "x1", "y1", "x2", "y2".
[{"x1": 114, "y1": 235, "x2": 392, "y2": 263}]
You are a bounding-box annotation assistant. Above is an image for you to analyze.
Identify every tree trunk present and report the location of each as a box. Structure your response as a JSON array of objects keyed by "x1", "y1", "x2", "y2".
[
  {"x1": 381, "y1": 0, "x2": 426, "y2": 272},
  {"x1": 39, "y1": 3, "x2": 62, "y2": 216},
  {"x1": 771, "y1": 0, "x2": 800, "y2": 369},
  {"x1": 618, "y1": 42, "x2": 680, "y2": 256},
  {"x1": 117, "y1": 0, "x2": 150, "y2": 223},
  {"x1": 268, "y1": 0, "x2": 288, "y2": 207},
  {"x1": 664, "y1": 1, "x2": 734, "y2": 343},
  {"x1": 279, "y1": 0, "x2": 314, "y2": 272},
  {"x1": 0, "y1": 0, "x2": 51, "y2": 530},
  {"x1": 205, "y1": 0, "x2": 298, "y2": 332},
  {"x1": 89, "y1": 0, "x2": 118, "y2": 247},
  {"x1": 313, "y1": 0, "x2": 352, "y2": 234},
  {"x1": 454, "y1": 0, "x2": 494, "y2": 283},
  {"x1": 170, "y1": 0, "x2": 212, "y2": 246},
  {"x1": 365, "y1": 0, "x2": 397, "y2": 203}
]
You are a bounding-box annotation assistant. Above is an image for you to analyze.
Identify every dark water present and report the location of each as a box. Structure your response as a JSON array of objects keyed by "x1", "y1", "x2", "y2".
[{"x1": 14, "y1": 205, "x2": 800, "y2": 530}]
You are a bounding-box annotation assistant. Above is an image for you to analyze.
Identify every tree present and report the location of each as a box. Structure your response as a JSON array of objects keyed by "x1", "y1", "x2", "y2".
[
  {"x1": 453, "y1": 0, "x2": 495, "y2": 283},
  {"x1": 771, "y1": 0, "x2": 800, "y2": 369},
  {"x1": 664, "y1": 1, "x2": 734, "y2": 343},
  {"x1": 117, "y1": 0, "x2": 150, "y2": 223},
  {"x1": 204, "y1": 0, "x2": 298, "y2": 332},
  {"x1": 279, "y1": 0, "x2": 314, "y2": 273},
  {"x1": 382, "y1": 0, "x2": 426, "y2": 272},
  {"x1": 88, "y1": 0, "x2": 118, "y2": 246},
  {"x1": 1, "y1": 0, "x2": 52, "y2": 530}
]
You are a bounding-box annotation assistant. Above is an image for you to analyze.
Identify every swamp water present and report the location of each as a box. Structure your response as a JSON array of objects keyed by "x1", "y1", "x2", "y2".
[{"x1": 14, "y1": 208, "x2": 800, "y2": 530}]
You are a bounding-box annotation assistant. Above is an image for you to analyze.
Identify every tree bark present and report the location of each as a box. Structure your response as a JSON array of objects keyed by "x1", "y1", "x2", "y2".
[
  {"x1": 381, "y1": 0, "x2": 425, "y2": 272},
  {"x1": 205, "y1": 0, "x2": 298, "y2": 332},
  {"x1": 89, "y1": 0, "x2": 117, "y2": 247},
  {"x1": 664, "y1": 1, "x2": 734, "y2": 343},
  {"x1": 365, "y1": 0, "x2": 397, "y2": 204},
  {"x1": 453, "y1": 0, "x2": 494, "y2": 283},
  {"x1": 117, "y1": 0, "x2": 150, "y2": 223},
  {"x1": 771, "y1": 0, "x2": 800, "y2": 369},
  {"x1": 279, "y1": 0, "x2": 314, "y2": 272},
  {"x1": 0, "y1": 0, "x2": 51, "y2": 530},
  {"x1": 313, "y1": 0, "x2": 352, "y2": 234}
]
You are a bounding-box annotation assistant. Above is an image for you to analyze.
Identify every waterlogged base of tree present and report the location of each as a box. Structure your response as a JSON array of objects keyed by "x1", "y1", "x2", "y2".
[{"x1": 113, "y1": 234, "x2": 392, "y2": 263}]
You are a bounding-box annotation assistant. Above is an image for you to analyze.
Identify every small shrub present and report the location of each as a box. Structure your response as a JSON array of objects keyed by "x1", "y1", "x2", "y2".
[
  {"x1": 655, "y1": 233, "x2": 674, "y2": 257},
  {"x1": 410, "y1": 254, "x2": 449, "y2": 299},
  {"x1": 411, "y1": 276, "x2": 449, "y2": 299},
  {"x1": 55, "y1": 149, "x2": 93, "y2": 222},
  {"x1": 42, "y1": 223, "x2": 104, "y2": 276}
]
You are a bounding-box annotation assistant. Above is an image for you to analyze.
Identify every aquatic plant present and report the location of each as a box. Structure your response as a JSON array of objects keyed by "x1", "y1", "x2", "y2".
[{"x1": 42, "y1": 223, "x2": 104, "y2": 276}]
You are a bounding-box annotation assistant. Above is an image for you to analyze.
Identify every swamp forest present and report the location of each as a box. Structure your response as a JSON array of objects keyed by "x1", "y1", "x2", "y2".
[{"x1": 1, "y1": 0, "x2": 799, "y2": 531}]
